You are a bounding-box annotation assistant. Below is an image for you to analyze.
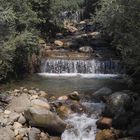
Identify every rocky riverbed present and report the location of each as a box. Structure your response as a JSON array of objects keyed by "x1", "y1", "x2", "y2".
[{"x1": 0, "y1": 87, "x2": 140, "y2": 140}]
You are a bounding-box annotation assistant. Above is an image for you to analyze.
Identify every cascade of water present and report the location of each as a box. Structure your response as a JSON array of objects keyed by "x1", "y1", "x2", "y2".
[
  {"x1": 61, "y1": 102, "x2": 105, "y2": 140},
  {"x1": 61, "y1": 114, "x2": 97, "y2": 140},
  {"x1": 41, "y1": 59, "x2": 124, "y2": 74}
]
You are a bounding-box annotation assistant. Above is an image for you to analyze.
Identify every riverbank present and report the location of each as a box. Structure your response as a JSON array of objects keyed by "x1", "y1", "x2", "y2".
[{"x1": 0, "y1": 87, "x2": 139, "y2": 140}]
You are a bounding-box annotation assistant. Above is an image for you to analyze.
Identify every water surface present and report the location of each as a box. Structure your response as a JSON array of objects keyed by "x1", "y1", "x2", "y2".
[{"x1": 2, "y1": 74, "x2": 128, "y2": 96}]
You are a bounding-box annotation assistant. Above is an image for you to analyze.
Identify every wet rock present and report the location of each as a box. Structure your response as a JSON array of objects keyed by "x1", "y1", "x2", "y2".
[
  {"x1": 96, "y1": 117, "x2": 112, "y2": 129},
  {"x1": 105, "y1": 92, "x2": 131, "y2": 117},
  {"x1": 93, "y1": 87, "x2": 112, "y2": 98},
  {"x1": 57, "y1": 105, "x2": 73, "y2": 118},
  {"x1": 68, "y1": 91, "x2": 80, "y2": 101},
  {"x1": 0, "y1": 127, "x2": 15, "y2": 140},
  {"x1": 70, "y1": 103, "x2": 86, "y2": 113},
  {"x1": 95, "y1": 129, "x2": 117, "y2": 140},
  {"x1": 79, "y1": 46, "x2": 94, "y2": 53},
  {"x1": 24, "y1": 107, "x2": 67, "y2": 136},
  {"x1": 57, "y1": 96, "x2": 68, "y2": 101},
  {"x1": 31, "y1": 99, "x2": 50, "y2": 110}
]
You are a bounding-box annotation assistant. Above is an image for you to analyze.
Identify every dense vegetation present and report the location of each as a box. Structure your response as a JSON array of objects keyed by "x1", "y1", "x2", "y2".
[
  {"x1": 94, "y1": 0, "x2": 140, "y2": 79},
  {"x1": 0, "y1": 0, "x2": 84, "y2": 82}
]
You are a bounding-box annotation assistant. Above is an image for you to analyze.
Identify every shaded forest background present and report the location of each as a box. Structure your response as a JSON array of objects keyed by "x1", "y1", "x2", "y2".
[{"x1": 0, "y1": 0, "x2": 140, "y2": 84}]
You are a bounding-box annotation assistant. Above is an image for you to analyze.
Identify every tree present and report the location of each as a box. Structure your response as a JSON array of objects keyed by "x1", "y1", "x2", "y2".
[{"x1": 95, "y1": 0, "x2": 140, "y2": 77}]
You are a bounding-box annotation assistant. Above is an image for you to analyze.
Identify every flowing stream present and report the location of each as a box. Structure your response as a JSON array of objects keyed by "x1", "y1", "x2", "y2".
[
  {"x1": 39, "y1": 58, "x2": 124, "y2": 140},
  {"x1": 2, "y1": 57, "x2": 127, "y2": 140},
  {"x1": 61, "y1": 102, "x2": 105, "y2": 140}
]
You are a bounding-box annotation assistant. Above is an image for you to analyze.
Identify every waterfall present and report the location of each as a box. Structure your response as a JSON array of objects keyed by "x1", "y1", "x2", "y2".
[{"x1": 40, "y1": 59, "x2": 124, "y2": 76}]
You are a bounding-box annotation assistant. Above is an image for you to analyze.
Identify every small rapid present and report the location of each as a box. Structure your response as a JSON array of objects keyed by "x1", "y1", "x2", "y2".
[
  {"x1": 61, "y1": 102, "x2": 105, "y2": 140},
  {"x1": 61, "y1": 114, "x2": 97, "y2": 140}
]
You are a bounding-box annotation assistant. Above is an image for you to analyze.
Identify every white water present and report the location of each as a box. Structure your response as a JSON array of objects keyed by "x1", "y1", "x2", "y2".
[
  {"x1": 38, "y1": 73, "x2": 119, "y2": 78},
  {"x1": 41, "y1": 59, "x2": 123, "y2": 74},
  {"x1": 61, "y1": 102, "x2": 105, "y2": 140},
  {"x1": 61, "y1": 114, "x2": 98, "y2": 140}
]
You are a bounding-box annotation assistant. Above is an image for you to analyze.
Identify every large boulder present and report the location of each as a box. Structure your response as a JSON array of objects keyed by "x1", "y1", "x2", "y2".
[
  {"x1": 104, "y1": 92, "x2": 131, "y2": 117},
  {"x1": 79, "y1": 46, "x2": 94, "y2": 53},
  {"x1": 24, "y1": 107, "x2": 67, "y2": 136}
]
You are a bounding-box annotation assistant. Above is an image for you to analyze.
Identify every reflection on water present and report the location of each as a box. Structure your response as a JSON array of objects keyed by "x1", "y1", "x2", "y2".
[{"x1": 1, "y1": 74, "x2": 128, "y2": 96}]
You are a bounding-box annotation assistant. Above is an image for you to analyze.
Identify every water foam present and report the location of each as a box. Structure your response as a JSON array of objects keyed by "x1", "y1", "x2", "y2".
[
  {"x1": 61, "y1": 114, "x2": 98, "y2": 140},
  {"x1": 38, "y1": 73, "x2": 119, "y2": 78},
  {"x1": 61, "y1": 102, "x2": 105, "y2": 140}
]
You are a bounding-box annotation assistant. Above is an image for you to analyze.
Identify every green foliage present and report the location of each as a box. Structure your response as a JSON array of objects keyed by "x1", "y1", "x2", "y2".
[
  {"x1": 0, "y1": 0, "x2": 86, "y2": 82},
  {"x1": 95, "y1": 0, "x2": 140, "y2": 76}
]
